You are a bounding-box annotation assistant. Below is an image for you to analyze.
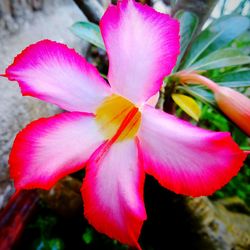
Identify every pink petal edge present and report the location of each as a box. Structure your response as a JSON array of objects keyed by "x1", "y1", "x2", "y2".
[
  {"x1": 81, "y1": 139, "x2": 146, "y2": 248},
  {"x1": 5, "y1": 40, "x2": 111, "y2": 113},
  {"x1": 138, "y1": 105, "x2": 247, "y2": 197},
  {"x1": 100, "y1": 0, "x2": 180, "y2": 104},
  {"x1": 10, "y1": 112, "x2": 105, "y2": 190}
]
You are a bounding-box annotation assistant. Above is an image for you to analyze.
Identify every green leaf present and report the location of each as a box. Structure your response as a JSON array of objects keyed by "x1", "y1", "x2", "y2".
[
  {"x1": 48, "y1": 239, "x2": 64, "y2": 250},
  {"x1": 70, "y1": 21, "x2": 105, "y2": 50},
  {"x1": 200, "y1": 105, "x2": 230, "y2": 131},
  {"x1": 172, "y1": 93, "x2": 201, "y2": 121},
  {"x1": 82, "y1": 228, "x2": 93, "y2": 245},
  {"x1": 190, "y1": 48, "x2": 250, "y2": 70},
  {"x1": 211, "y1": 69, "x2": 250, "y2": 87},
  {"x1": 178, "y1": 85, "x2": 215, "y2": 105},
  {"x1": 233, "y1": 31, "x2": 250, "y2": 54},
  {"x1": 181, "y1": 15, "x2": 250, "y2": 68},
  {"x1": 173, "y1": 10, "x2": 198, "y2": 71}
]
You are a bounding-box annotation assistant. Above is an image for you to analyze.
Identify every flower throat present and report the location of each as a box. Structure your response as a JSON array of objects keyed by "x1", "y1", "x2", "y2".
[{"x1": 95, "y1": 94, "x2": 141, "y2": 142}]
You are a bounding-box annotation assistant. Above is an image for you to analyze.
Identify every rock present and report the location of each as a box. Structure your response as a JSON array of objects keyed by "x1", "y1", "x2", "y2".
[
  {"x1": 39, "y1": 176, "x2": 83, "y2": 218},
  {"x1": 185, "y1": 196, "x2": 250, "y2": 250},
  {"x1": 0, "y1": 0, "x2": 88, "y2": 209}
]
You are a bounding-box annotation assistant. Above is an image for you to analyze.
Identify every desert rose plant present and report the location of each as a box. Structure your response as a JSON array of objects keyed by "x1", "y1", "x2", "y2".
[{"x1": 1, "y1": 0, "x2": 249, "y2": 249}]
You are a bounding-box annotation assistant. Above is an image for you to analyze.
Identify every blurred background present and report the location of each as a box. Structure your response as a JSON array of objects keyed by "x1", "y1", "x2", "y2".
[{"x1": 0, "y1": 0, "x2": 249, "y2": 249}]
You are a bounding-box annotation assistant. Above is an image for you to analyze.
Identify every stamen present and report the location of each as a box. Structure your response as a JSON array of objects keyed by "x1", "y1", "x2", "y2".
[{"x1": 95, "y1": 94, "x2": 141, "y2": 141}]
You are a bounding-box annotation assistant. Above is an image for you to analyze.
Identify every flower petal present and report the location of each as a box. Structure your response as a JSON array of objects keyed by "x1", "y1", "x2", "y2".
[
  {"x1": 100, "y1": 0, "x2": 180, "y2": 104},
  {"x1": 81, "y1": 139, "x2": 146, "y2": 248},
  {"x1": 138, "y1": 105, "x2": 246, "y2": 197},
  {"x1": 5, "y1": 40, "x2": 111, "y2": 113},
  {"x1": 10, "y1": 112, "x2": 105, "y2": 190}
]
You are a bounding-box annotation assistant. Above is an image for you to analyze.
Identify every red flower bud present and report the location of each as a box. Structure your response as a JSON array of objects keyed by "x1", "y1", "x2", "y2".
[
  {"x1": 214, "y1": 87, "x2": 250, "y2": 135},
  {"x1": 176, "y1": 72, "x2": 250, "y2": 135}
]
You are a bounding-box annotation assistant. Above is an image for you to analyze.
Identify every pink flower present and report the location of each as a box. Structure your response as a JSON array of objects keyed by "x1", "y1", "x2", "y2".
[{"x1": 2, "y1": 0, "x2": 246, "y2": 248}]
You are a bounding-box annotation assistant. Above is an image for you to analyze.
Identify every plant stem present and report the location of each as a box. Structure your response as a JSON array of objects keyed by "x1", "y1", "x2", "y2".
[
  {"x1": 73, "y1": 0, "x2": 104, "y2": 24},
  {"x1": 175, "y1": 72, "x2": 220, "y2": 92}
]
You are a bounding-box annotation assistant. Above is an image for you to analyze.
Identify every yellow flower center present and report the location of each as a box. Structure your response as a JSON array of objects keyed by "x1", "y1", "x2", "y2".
[{"x1": 95, "y1": 94, "x2": 141, "y2": 142}]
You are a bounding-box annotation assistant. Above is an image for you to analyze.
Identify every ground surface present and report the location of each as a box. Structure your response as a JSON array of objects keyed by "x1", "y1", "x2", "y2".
[{"x1": 0, "y1": 1, "x2": 87, "y2": 209}]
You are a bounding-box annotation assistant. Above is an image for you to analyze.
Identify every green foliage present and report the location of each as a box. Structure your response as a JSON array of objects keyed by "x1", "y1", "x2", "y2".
[
  {"x1": 190, "y1": 48, "x2": 250, "y2": 70},
  {"x1": 180, "y1": 15, "x2": 250, "y2": 69},
  {"x1": 178, "y1": 85, "x2": 215, "y2": 106},
  {"x1": 199, "y1": 105, "x2": 229, "y2": 131},
  {"x1": 31, "y1": 215, "x2": 57, "y2": 240},
  {"x1": 173, "y1": 12, "x2": 250, "y2": 111},
  {"x1": 70, "y1": 21, "x2": 105, "y2": 50},
  {"x1": 82, "y1": 228, "x2": 93, "y2": 245},
  {"x1": 27, "y1": 215, "x2": 65, "y2": 250},
  {"x1": 20, "y1": 207, "x2": 129, "y2": 250},
  {"x1": 169, "y1": 10, "x2": 250, "y2": 206},
  {"x1": 210, "y1": 69, "x2": 250, "y2": 88},
  {"x1": 173, "y1": 10, "x2": 199, "y2": 71},
  {"x1": 233, "y1": 31, "x2": 250, "y2": 54},
  {"x1": 35, "y1": 239, "x2": 64, "y2": 250}
]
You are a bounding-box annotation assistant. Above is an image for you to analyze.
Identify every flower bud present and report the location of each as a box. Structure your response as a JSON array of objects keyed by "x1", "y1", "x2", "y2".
[
  {"x1": 214, "y1": 87, "x2": 250, "y2": 135},
  {"x1": 176, "y1": 72, "x2": 250, "y2": 135},
  {"x1": 146, "y1": 92, "x2": 160, "y2": 107}
]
